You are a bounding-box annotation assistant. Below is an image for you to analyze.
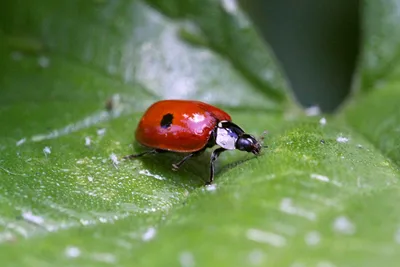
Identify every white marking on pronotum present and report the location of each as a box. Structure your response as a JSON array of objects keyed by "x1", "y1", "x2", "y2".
[
  {"x1": 336, "y1": 136, "x2": 349, "y2": 143},
  {"x1": 279, "y1": 198, "x2": 316, "y2": 221},
  {"x1": 333, "y1": 216, "x2": 355, "y2": 235},
  {"x1": 216, "y1": 128, "x2": 236, "y2": 150},
  {"x1": 142, "y1": 227, "x2": 156, "y2": 241},
  {"x1": 139, "y1": 169, "x2": 165, "y2": 181},
  {"x1": 65, "y1": 246, "x2": 81, "y2": 258},
  {"x1": 216, "y1": 121, "x2": 237, "y2": 150},
  {"x1": 22, "y1": 211, "x2": 45, "y2": 225},
  {"x1": 246, "y1": 228, "x2": 287, "y2": 247},
  {"x1": 179, "y1": 251, "x2": 195, "y2": 267},
  {"x1": 16, "y1": 138, "x2": 26, "y2": 146}
]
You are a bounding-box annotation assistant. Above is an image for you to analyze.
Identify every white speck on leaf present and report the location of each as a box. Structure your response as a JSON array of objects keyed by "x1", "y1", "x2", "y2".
[
  {"x1": 311, "y1": 173, "x2": 342, "y2": 187},
  {"x1": 142, "y1": 227, "x2": 156, "y2": 241},
  {"x1": 394, "y1": 228, "x2": 400, "y2": 244},
  {"x1": 65, "y1": 246, "x2": 81, "y2": 258},
  {"x1": 248, "y1": 249, "x2": 265, "y2": 265},
  {"x1": 179, "y1": 251, "x2": 195, "y2": 267},
  {"x1": 99, "y1": 217, "x2": 107, "y2": 223},
  {"x1": 305, "y1": 105, "x2": 321, "y2": 116},
  {"x1": 319, "y1": 117, "x2": 327, "y2": 125},
  {"x1": 317, "y1": 261, "x2": 336, "y2": 267},
  {"x1": 0, "y1": 232, "x2": 15, "y2": 243},
  {"x1": 30, "y1": 110, "x2": 122, "y2": 142},
  {"x1": 246, "y1": 228, "x2": 287, "y2": 247},
  {"x1": 107, "y1": 65, "x2": 117, "y2": 74},
  {"x1": 205, "y1": 184, "x2": 217, "y2": 192},
  {"x1": 43, "y1": 146, "x2": 51, "y2": 157},
  {"x1": 38, "y1": 55, "x2": 50, "y2": 68},
  {"x1": 16, "y1": 138, "x2": 26, "y2": 146},
  {"x1": 357, "y1": 176, "x2": 362, "y2": 188},
  {"x1": 22, "y1": 211, "x2": 44, "y2": 225},
  {"x1": 11, "y1": 51, "x2": 23, "y2": 61},
  {"x1": 0, "y1": 166, "x2": 27, "y2": 176},
  {"x1": 91, "y1": 252, "x2": 117, "y2": 264},
  {"x1": 106, "y1": 94, "x2": 124, "y2": 116},
  {"x1": 310, "y1": 173, "x2": 330, "y2": 182},
  {"x1": 221, "y1": 0, "x2": 238, "y2": 13},
  {"x1": 279, "y1": 198, "x2": 316, "y2": 221},
  {"x1": 88, "y1": 176, "x2": 93, "y2": 182},
  {"x1": 333, "y1": 216, "x2": 355, "y2": 235},
  {"x1": 336, "y1": 136, "x2": 349, "y2": 143},
  {"x1": 139, "y1": 169, "x2": 165, "y2": 180},
  {"x1": 80, "y1": 219, "x2": 91, "y2": 226},
  {"x1": 110, "y1": 153, "x2": 119, "y2": 167},
  {"x1": 305, "y1": 231, "x2": 321, "y2": 246},
  {"x1": 85, "y1": 136, "x2": 91, "y2": 146},
  {"x1": 97, "y1": 128, "x2": 106, "y2": 136}
]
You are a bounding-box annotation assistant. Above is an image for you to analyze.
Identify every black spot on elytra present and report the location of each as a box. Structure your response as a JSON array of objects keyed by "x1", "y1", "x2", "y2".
[{"x1": 160, "y1": 113, "x2": 173, "y2": 129}]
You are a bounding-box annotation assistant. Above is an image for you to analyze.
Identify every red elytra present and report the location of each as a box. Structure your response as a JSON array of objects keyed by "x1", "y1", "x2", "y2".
[{"x1": 124, "y1": 100, "x2": 263, "y2": 185}]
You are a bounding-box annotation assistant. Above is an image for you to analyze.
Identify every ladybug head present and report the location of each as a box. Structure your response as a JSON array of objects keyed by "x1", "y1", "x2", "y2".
[
  {"x1": 235, "y1": 134, "x2": 262, "y2": 155},
  {"x1": 215, "y1": 121, "x2": 263, "y2": 155}
]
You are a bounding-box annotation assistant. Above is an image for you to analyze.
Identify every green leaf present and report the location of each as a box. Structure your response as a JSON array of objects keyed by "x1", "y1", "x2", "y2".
[
  {"x1": 359, "y1": 0, "x2": 400, "y2": 92},
  {"x1": 0, "y1": 0, "x2": 399, "y2": 266}
]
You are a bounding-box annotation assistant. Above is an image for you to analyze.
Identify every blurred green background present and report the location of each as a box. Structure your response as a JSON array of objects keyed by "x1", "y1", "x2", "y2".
[
  {"x1": 1, "y1": 0, "x2": 400, "y2": 266},
  {"x1": 242, "y1": 0, "x2": 360, "y2": 111}
]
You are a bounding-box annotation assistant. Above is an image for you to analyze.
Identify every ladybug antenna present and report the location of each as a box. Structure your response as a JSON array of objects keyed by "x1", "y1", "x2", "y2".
[{"x1": 258, "y1": 130, "x2": 269, "y2": 148}]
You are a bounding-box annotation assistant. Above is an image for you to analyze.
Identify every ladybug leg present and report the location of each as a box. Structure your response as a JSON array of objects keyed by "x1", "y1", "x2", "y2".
[
  {"x1": 123, "y1": 149, "x2": 161, "y2": 160},
  {"x1": 207, "y1": 147, "x2": 226, "y2": 185},
  {"x1": 172, "y1": 149, "x2": 205, "y2": 170},
  {"x1": 172, "y1": 153, "x2": 195, "y2": 170}
]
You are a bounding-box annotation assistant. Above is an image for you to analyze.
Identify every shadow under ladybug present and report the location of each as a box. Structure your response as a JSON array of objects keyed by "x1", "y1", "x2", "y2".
[{"x1": 126, "y1": 145, "x2": 214, "y2": 185}]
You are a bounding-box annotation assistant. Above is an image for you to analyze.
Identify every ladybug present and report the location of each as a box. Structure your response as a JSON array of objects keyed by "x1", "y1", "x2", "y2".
[{"x1": 124, "y1": 100, "x2": 264, "y2": 185}]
